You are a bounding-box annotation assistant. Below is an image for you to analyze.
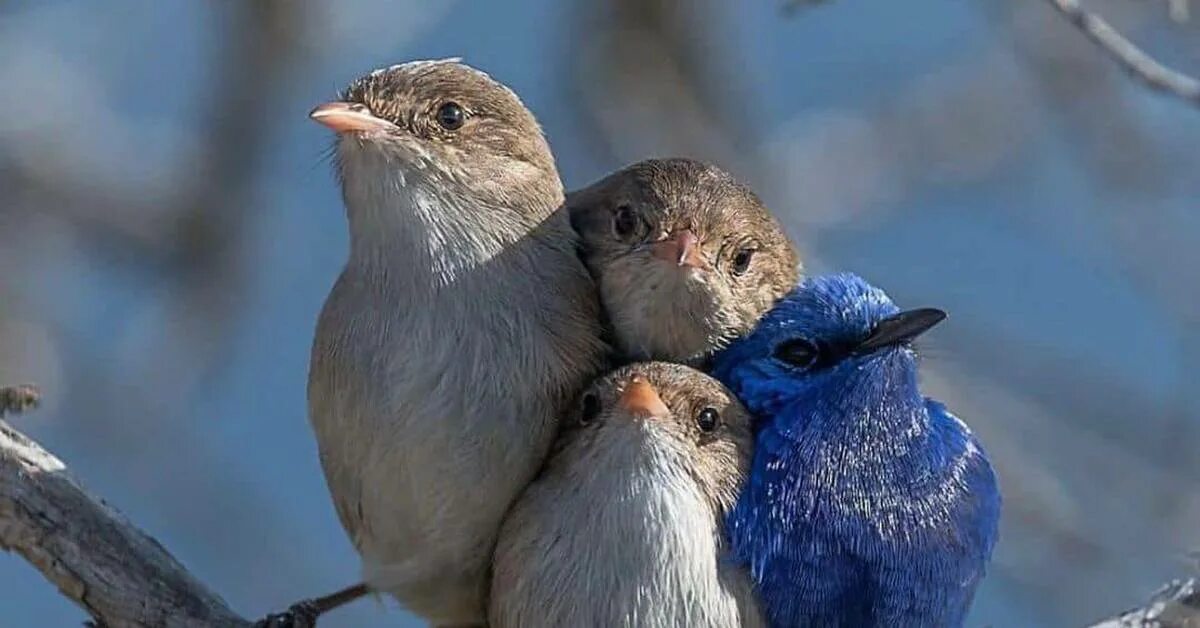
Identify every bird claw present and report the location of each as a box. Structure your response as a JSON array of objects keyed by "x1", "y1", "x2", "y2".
[{"x1": 253, "y1": 601, "x2": 320, "y2": 628}]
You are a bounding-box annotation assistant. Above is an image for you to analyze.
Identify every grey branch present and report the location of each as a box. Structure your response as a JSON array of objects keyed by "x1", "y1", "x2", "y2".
[
  {"x1": 1090, "y1": 578, "x2": 1200, "y2": 627},
  {"x1": 0, "y1": 395, "x2": 249, "y2": 627},
  {"x1": 1044, "y1": 0, "x2": 1200, "y2": 107}
]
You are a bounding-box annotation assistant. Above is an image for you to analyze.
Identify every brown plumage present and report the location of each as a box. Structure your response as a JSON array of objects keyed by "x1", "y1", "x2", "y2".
[
  {"x1": 568, "y1": 158, "x2": 801, "y2": 365},
  {"x1": 333, "y1": 59, "x2": 563, "y2": 221},
  {"x1": 556, "y1": 361, "x2": 757, "y2": 512},
  {"x1": 304, "y1": 59, "x2": 607, "y2": 626},
  {"x1": 491, "y1": 362, "x2": 762, "y2": 628}
]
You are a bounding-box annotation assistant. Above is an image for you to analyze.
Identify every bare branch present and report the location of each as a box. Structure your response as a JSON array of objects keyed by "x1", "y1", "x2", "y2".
[
  {"x1": 1043, "y1": 0, "x2": 1200, "y2": 107},
  {"x1": 0, "y1": 403, "x2": 248, "y2": 627},
  {"x1": 1090, "y1": 578, "x2": 1200, "y2": 627}
]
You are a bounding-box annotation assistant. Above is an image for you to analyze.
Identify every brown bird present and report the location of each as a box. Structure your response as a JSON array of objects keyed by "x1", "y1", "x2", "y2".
[
  {"x1": 490, "y1": 361, "x2": 764, "y2": 628},
  {"x1": 568, "y1": 158, "x2": 800, "y2": 365},
  {"x1": 273, "y1": 59, "x2": 608, "y2": 627}
]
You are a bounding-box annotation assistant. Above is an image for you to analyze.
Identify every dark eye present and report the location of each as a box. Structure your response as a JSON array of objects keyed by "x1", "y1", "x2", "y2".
[
  {"x1": 731, "y1": 249, "x2": 755, "y2": 275},
  {"x1": 579, "y1": 393, "x2": 600, "y2": 425},
  {"x1": 436, "y1": 102, "x2": 465, "y2": 130},
  {"x1": 612, "y1": 204, "x2": 638, "y2": 239},
  {"x1": 773, "y1": 338, "x2": 820, "y2": 369},
  {"x1": 696, "y1": 407, "x2": 720, "y2": 433}
]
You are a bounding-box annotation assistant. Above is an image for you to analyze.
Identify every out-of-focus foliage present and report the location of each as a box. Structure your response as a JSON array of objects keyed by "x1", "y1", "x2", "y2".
[{"x1": 0, "y1": 1, "x2": 1196, "y2": 626}]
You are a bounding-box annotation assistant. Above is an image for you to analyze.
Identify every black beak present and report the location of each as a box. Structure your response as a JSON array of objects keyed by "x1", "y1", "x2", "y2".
[{"x1": 855, "y1": 308, "x2": 946, "y2": 354}]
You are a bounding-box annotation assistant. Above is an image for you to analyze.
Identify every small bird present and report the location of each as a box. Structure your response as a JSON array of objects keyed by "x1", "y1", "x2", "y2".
[
  {"x1": 490, "y1": 362, "x2": 765, "y2": 628},
  {"x1": 299, "y1": 59, "x2": 608, "y2": 625},
  {"x1": 568, "y1": 158, "x2": 800, "y2": 365},
  {"x1": 711, "y1": 273, "x2": 1001, "y2": 628}
]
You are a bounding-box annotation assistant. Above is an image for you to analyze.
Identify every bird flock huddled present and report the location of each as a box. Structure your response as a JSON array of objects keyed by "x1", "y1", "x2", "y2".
[{"x1": 277, "y1": 58, "x2": 1001, "y2": 628}]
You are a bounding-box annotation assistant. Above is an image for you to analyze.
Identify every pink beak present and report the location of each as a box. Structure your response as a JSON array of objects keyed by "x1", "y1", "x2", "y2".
[
  {"x1": 309, "y1": 102, "x2": 398, "y2": 134},
  {"x1": 617, "y1": 376, "x2": 670, "y2": 420},
  {"x1": 650, "y1": 229, "x2": 708, "y2": 270}
]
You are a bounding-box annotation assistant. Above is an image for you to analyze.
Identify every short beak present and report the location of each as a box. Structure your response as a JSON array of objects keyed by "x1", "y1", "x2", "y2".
[
  {"x1": 650, "y1": 230, "x2": 708, "y2": 270},
  {"x1": 855, "y1": 308, "x2": 946, "y2": 354},
  {"x1": 309, "y1": 102, "x2": 398, "y2": 134},
  {"x1": 617, "y1": 376, "x2": 670, "y2": 420}
]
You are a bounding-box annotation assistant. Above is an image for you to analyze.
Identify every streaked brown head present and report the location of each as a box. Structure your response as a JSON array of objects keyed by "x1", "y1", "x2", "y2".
[
  {"x1": 568, "y1": 159, "x2": 800, "y2": 364},
  {"x1": 312, "y1": 59, "x2": 562, "y2": 219},
  {"x1": 559, "y1": 361, "x2": 755, "y2": 513}
]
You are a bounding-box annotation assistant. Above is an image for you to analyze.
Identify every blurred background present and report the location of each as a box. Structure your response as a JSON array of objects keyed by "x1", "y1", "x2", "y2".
[{"x1": 0, "y1": 0, "x2": 1197, "y2": 625}]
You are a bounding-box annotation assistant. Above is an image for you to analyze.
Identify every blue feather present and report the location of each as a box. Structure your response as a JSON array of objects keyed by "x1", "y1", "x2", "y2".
[{"x1": 712, "y1": 273, "x2": 1001, "y2": 628}]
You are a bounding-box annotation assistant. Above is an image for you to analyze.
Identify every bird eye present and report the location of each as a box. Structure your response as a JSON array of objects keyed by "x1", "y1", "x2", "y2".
[
  {"x1": 436, "y1": 101, "x2": 465, "y2": 130},
  {"x1": 773, "y1": 338, "x2": 820, "y2": 369},
  {"x1": 612, "y1": 204, "x2": 639, "y2": 239},
  {"x1": 731, "y1": 249, "x2": 755, "y2": 275},
  {"x1": 696, "y1": 407, "x2": 720, "y2": 433},
  {"x1": 579, "y1": 392, "x2": 601, "y2": 425}
]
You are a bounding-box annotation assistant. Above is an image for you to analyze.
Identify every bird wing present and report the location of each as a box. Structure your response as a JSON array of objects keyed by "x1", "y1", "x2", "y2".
[
  {"x1": 841, "y1": 401, "x2": 1000, "y2": 626},
  {"x1": 729, "y1": 421, "x2": 872, "y2": 627},
  {"x1": 873, "y1": 399, "x2": 1001, "y2": 625},
  {"x1": 730, "y1": 398, "x2": 1001, "y2": 627},
  {"x1": 924, "y1": 399, "x2": 1002, "y2": 564}
]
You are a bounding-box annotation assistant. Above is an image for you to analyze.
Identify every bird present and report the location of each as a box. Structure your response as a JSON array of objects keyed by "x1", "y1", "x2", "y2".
[
  {"x1": 710, "y1": 273, "x2": 1001, "y2": 628},
  {"x1": 295, "y1": 59, "x2": 608, "y2": 626},
  {"x1": 490, "y1": 361, "x2": 765, "y2": 628},
  {"x1": 567, "y1": 158, "x2": 800, "y2": 365}
]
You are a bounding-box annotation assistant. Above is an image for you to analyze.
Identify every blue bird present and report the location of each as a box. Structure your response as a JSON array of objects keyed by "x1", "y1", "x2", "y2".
[{"x1": 711, "y1": 273, "x2": 1000, "y2": 628}]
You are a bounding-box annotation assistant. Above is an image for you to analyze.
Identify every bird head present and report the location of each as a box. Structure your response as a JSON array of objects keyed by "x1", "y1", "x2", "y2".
[
  {"x1": 557, "y1": 362, "x2": 755, "y2": 514},
  {"x1": 311, "y1": 59, "x2": 563, "y2": 225},
  {"x1": 712, "y1": 273, "x2": 944, "y2": 419},
  {"x1": 567, "y1": 159, "x2": 800, "y2": 364}
]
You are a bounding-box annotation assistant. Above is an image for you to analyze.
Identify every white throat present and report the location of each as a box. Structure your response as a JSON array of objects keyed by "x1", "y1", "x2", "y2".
[
  {"x1": 492, "y1": 425, "x2": 762, "y2": 627},
  {"x1": 337, "y1": 141, "x2": 534, "y2": 288}
]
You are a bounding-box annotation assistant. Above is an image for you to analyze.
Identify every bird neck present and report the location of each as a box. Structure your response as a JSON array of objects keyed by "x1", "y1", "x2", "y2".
[
  {"x1": 569, "y1": 440, "x2": 731, "y2": 589},
  {"x1": 793, "y1": 353, "x2": 932, "y2": 451},
  {"x1": 522, "y1": 433, "x2": 757, "y2": 627},
  {"x1": 339, "y1": 156, "x2": 561, "y2": 290},
  {"x1": 564, "y1": 429, "x2": 728, "y2": 550}
]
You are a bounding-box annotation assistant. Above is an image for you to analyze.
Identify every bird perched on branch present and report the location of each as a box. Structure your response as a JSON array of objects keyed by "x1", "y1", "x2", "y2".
[
  {"x1": 297, "y1": 59, "x2": 608, "y2": 626},
  {"x1": 568, "y1": 158, "x2": 799, "y2": 365},
  {"x1": 711, "y1": 273, "x2": 1001, "y2": 628},
  {"x1": 491, "y1": 362, "x2": 764, "y2": 628}
]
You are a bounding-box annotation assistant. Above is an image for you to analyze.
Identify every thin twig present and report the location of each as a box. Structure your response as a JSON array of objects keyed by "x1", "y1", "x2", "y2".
[
  {"x1": 1089, "y1": 578, "x2": 1200, "y2": 627},
  {"x1": 1044, "y1": 0, "x2": 1200, "y2": 107}
]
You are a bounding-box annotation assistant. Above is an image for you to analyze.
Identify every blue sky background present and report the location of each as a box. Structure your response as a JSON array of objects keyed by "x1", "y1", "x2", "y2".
[{"x1": 0, "y1": 1, "x2": 1198, "y2": 626}]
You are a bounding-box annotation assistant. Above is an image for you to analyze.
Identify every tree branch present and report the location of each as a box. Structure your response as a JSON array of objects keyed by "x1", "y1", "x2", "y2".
[
  {"x1": 0, "y1": 386, "x2": 249, "y2": 627},
  {"x1": 1043, "y1": 0, "x2": 1200, "y2": 107},
  {"x1": 1090, "y1": 578, "x2": 1200, "y2": 627}
]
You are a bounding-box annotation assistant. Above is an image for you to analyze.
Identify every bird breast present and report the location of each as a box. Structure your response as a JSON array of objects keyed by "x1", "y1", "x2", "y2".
[
  {"x1": 491, "y1": 430, "x2": 763, "y2": 628},
  {"x1": 307, "y1": 194, "x2": 605, "y2": 620}
]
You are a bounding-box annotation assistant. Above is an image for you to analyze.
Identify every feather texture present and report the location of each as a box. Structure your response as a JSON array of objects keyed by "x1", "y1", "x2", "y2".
[{"x1": 712, "y1": 273, "x2": 1000, "y2": 628}]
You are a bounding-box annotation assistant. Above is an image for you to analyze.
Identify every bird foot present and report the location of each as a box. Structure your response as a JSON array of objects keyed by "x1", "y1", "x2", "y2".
[{"x1": 253, "y1": 600, "x2": 321, "y2": 628}]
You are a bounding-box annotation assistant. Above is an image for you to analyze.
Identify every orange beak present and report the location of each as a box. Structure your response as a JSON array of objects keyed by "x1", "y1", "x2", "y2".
[
  {"x1": 617, "y1": 376, "x2": 670, "y2": 419},
  {"x1": 309, "y1": 102, "x2": 398, "y2": 134},
  {"x1": 650, "y1": 229, "x2": 708, "y2": 270}
]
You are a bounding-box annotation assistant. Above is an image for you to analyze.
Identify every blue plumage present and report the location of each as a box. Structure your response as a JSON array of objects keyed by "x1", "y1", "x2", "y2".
[{"x1": 711, "y1": 273, "x2": 1000, "y2": 628}]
